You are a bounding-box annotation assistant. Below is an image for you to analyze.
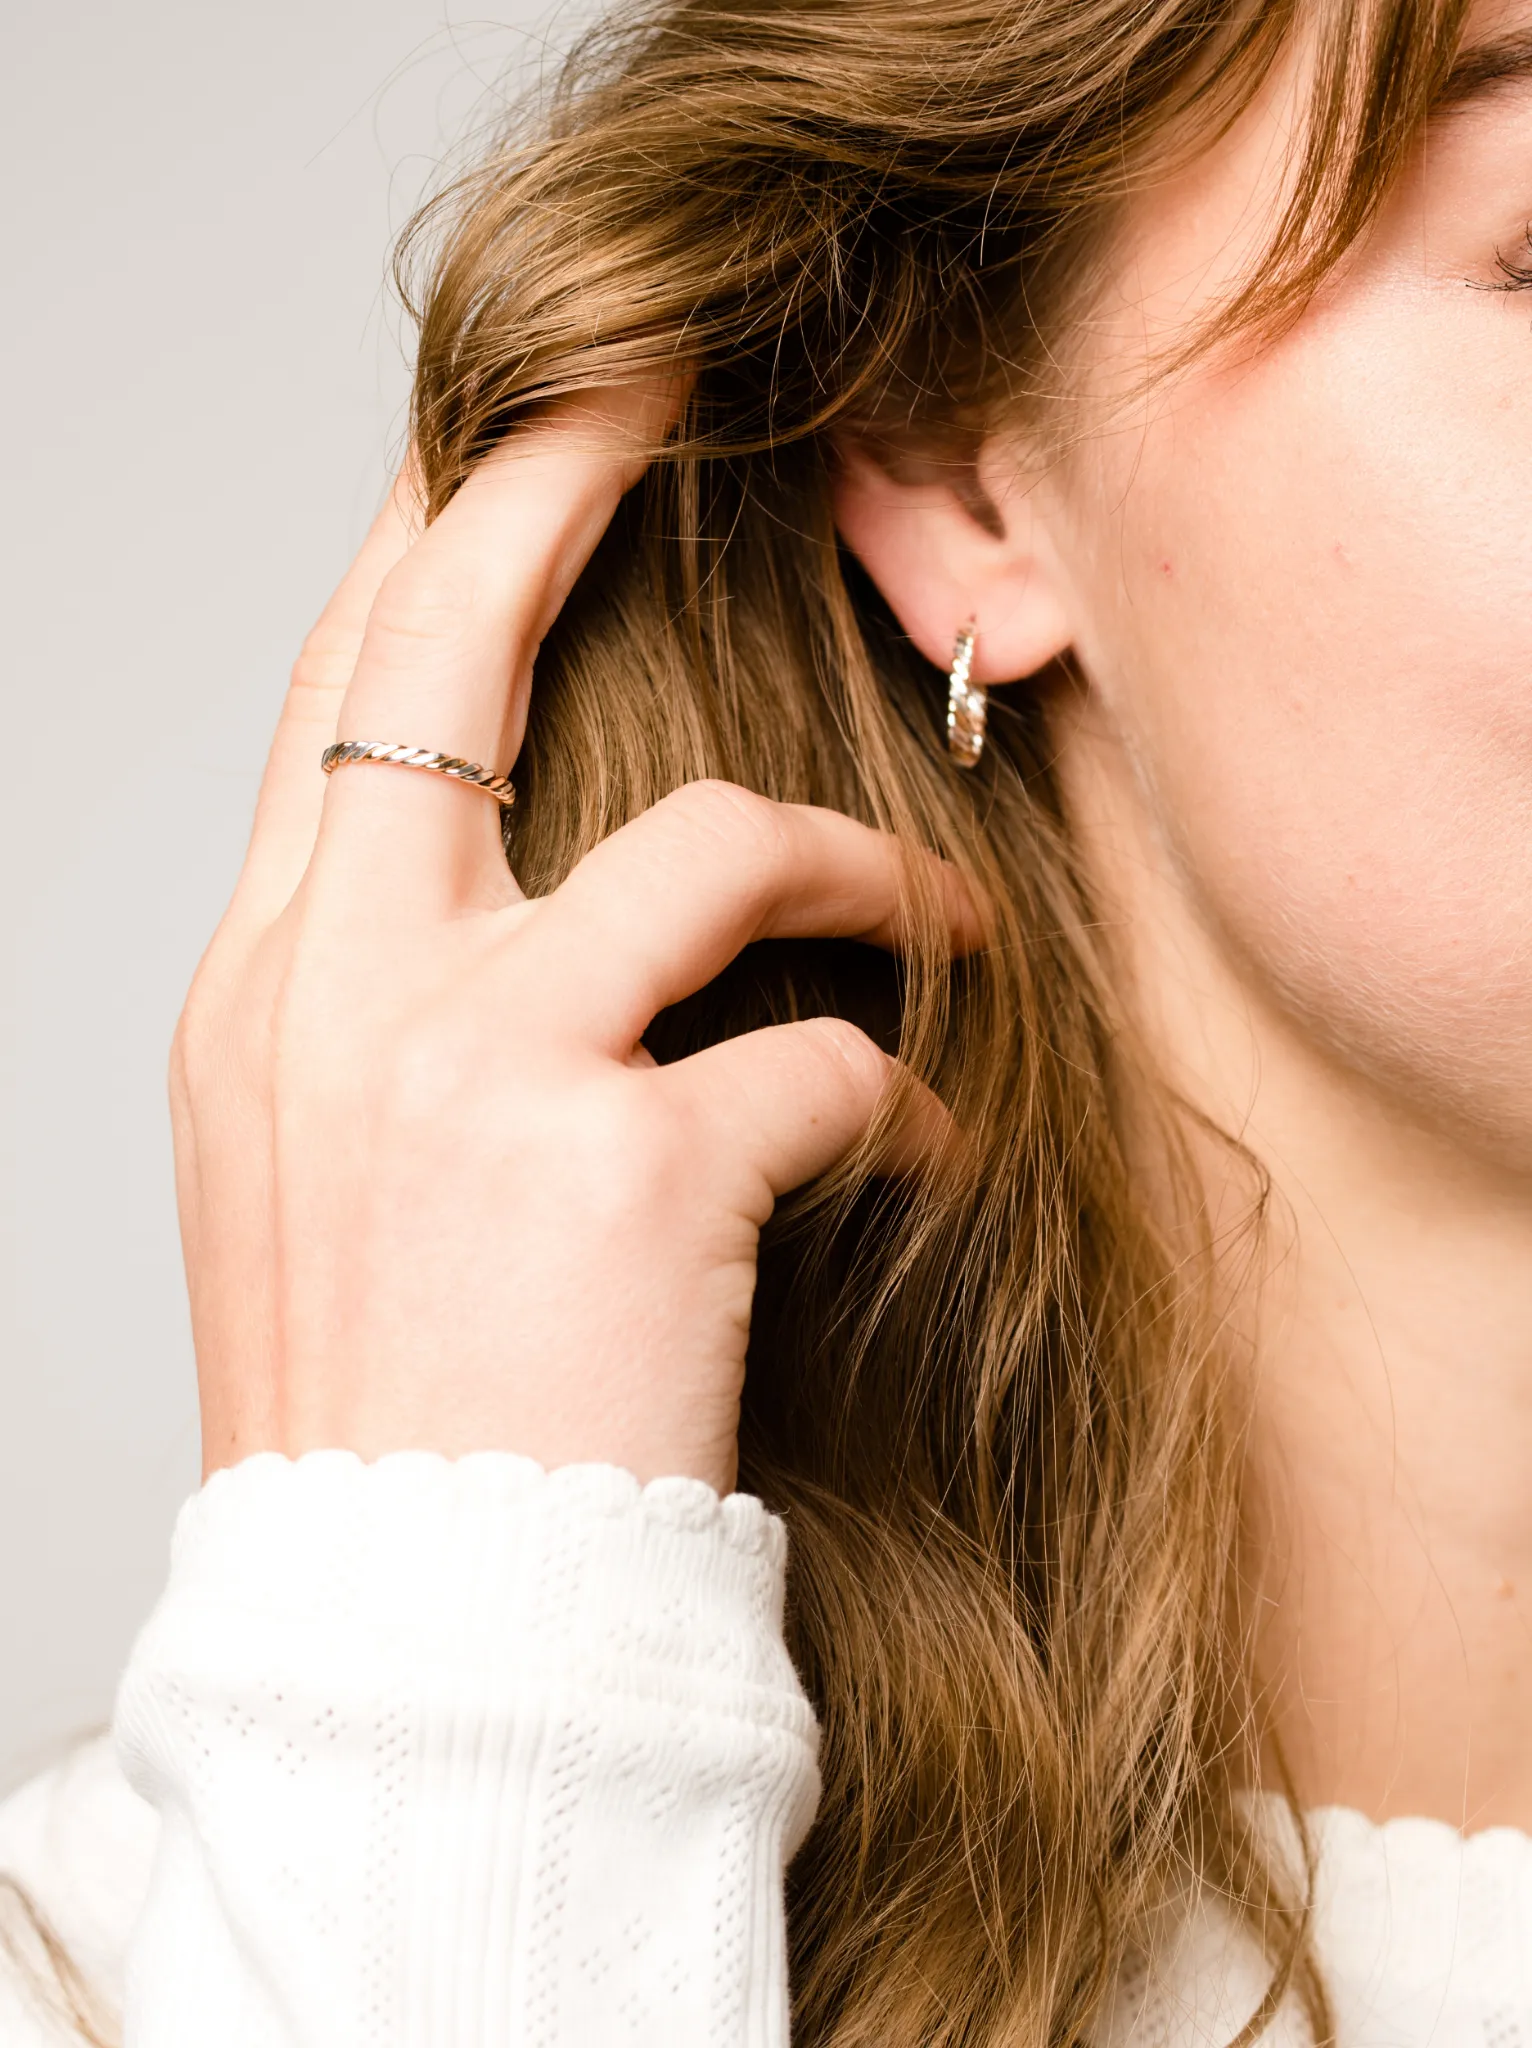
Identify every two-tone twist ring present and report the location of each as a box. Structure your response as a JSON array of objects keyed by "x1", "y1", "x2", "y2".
[{"x1": 320, "y1": 741, "x2": 517, "y2": 809}]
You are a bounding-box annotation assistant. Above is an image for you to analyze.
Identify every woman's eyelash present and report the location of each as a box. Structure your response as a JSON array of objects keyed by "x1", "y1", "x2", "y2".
[{"x1": 1485, "y1": 223, "x2": 1532, "y2": 290}]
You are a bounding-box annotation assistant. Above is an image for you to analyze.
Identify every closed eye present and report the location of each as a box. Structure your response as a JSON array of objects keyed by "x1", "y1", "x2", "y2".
[{"x1": 1470, "y1": 222, "x2": 1532, "y2": 290}]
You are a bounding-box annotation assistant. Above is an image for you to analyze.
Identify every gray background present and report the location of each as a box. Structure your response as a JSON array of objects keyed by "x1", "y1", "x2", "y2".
[{"x1": 1, "y1": 0, "x2": 576, "y2": 1790}]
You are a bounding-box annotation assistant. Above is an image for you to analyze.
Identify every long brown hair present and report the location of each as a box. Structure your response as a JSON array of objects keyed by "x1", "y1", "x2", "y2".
[
  {"x1": 11, "y1": 0, "x2": 1469, "y2": 2041},
  {"x1": 396, "y1": 0, "x2": 1465, "y2": 2041},
  {"x1": 0, "y1": 1877, "x2": 115, "y2": 2046}
]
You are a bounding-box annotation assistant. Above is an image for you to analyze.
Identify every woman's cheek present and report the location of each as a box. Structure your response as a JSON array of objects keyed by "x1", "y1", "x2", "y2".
[{"x1": 1064, "y1": 288, "x2": 1532, "y2": 1154}]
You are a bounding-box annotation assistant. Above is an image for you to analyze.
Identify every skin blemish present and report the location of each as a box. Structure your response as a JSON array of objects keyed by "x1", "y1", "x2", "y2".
[{"x1": 1158, "y1": 558, "x2": 1174, "y2": 580}]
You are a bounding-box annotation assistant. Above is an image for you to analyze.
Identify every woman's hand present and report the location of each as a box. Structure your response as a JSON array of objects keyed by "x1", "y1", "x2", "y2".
[{"x1": 171, "y1": 395, "x2": 975, "y2": 1495}]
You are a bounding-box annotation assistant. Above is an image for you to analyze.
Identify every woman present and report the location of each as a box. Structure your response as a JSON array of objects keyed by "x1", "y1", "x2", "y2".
[{"x1": 4, "y1": 0, "x2": 1530, "y2": 2035}]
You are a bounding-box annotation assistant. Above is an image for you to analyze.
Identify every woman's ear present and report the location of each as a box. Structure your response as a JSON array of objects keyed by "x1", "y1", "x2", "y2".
[{"x1": 830, "y1": 437, "x2": 1076, "y2": 683}]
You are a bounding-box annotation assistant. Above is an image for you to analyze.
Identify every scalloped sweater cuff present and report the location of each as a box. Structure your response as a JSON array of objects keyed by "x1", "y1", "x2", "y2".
[{"x1": 112, "y1": 1451, "x2": 821, "y2": 2047}]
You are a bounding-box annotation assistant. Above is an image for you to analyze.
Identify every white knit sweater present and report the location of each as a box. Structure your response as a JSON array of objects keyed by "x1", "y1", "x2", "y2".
[{"x1": 0, "y1": 1452, "x2": 1529, "y2": 2045}]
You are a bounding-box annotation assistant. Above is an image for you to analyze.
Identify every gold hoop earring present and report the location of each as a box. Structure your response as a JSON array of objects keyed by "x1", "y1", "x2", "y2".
[{"x1": 945, "y1": 622, "x2": 985, "y2": 768}]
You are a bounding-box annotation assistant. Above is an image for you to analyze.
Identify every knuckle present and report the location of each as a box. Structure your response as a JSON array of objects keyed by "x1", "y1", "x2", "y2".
[
  {"x1": 169, "y1": 953, "x2": 234, "y2": 1099},
  {"x1": 667, "y1": 778, "x2": 773, "y2": 839},
  {"x1": 167, "y1": 1009, "x2": 205, "y2": 1109},
  {"x1": 662, "y1": 779, "x2": 788, "y2": 880},
  {"x1": 800, "y1": 1014, "x2": 889, "y2": 1091},
  {"x1": 171, "y1": 964, "x2": 265, "y2": 1120},
  {"x1": 173, "y1": 965, "x2": 216, "y2": 1053},
  {"x1": 364, "y1": 559, "x2": 482, "y2": 659},
  {"x1": 288, "y1": 626, "x2": 355, "y2": 703}
]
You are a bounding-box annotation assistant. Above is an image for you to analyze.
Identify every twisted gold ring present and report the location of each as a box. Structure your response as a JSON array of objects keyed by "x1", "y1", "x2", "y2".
[{"x1": 320, "y1": 741, "x2": 517, "y2": 809}]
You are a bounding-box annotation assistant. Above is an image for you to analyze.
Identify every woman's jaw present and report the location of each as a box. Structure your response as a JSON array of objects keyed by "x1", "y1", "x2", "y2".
[{"x1": 837, "y1": 0, "x2": 1532, "y2": 1827}]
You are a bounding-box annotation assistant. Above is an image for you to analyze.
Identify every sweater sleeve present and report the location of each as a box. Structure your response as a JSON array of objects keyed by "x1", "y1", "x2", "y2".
[{"x1": 112, "y1": 1450, "x2": 821, "y2": 2048}]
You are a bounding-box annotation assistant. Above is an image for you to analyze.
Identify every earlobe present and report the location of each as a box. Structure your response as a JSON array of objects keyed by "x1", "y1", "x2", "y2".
[{"x1": 830, "y1": 439, "x2": 1075, "y2": 683}]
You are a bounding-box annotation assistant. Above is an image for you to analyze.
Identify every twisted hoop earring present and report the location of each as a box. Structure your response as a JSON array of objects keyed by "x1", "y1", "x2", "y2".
[{"x1": 945, "y1": 621, "x2": 985, "y2": 768}]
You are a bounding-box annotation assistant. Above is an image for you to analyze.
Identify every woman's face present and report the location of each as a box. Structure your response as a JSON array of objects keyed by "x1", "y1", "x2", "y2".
[{"x1": 1030, "y1": 6, "x2": 1532, "y2": 1163}]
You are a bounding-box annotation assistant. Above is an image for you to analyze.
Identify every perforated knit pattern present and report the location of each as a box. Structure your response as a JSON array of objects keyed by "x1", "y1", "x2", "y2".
[
  {"x1": 1, "y1": 1451, "x2": 1523, "y2": 2045},
  {"x1": 112, "y1": 1452, "x2": 820, "y2": 2047}
]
